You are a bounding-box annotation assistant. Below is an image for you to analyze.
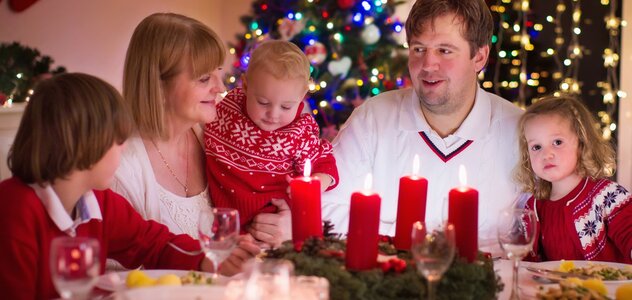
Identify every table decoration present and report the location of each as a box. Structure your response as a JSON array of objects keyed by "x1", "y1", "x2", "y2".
[
  {"x1": 394, "y1": 155, "x2": 428, "y2": 250},
  {"x1": 448, "y1": 165, "x2": 479, "y2": 262},
  {"x1": 346, "y1": 173, "x2": 381, "y2": 271},
  {"x1": 265, "y1": 221, "x2": 503, "y2": 300},
  {"x1": 289, "y1": 159, "x2": 323, "y2": 243}
]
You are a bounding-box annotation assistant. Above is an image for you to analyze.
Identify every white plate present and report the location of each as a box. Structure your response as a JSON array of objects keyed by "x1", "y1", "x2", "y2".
[
  {"x1": 96, "y1": 270, "x2": 222, "y2": 292},
  {"x1": 528, "y1": 260, "x2": 632, "y2": 297},
  {"x1": 529, "y1": 260, "x2": 632, "y2": 283},
  {"x1": 122, "y1": 285, "x2": 226, "y2": 300}
]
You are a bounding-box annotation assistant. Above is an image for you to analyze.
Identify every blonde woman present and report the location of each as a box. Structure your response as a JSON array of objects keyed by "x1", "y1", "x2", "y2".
[{"x1": 112, "y1": 13, "x2": 288, "y2": 273}]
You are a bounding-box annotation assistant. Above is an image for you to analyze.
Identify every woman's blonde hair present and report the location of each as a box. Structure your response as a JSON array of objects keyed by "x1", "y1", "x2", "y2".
[
  {"x1": 8, "y1": 73, "x2": 132, "y2": 184},
  {"x1": 123, "y1": 12, "x2": 225, "y2": 138},
  {"x1": 245, "y1": 40, "x2": 310, "y2": 87},
  {"x1": 514, "y1": 95, "x2": 615, "y2": 199}
]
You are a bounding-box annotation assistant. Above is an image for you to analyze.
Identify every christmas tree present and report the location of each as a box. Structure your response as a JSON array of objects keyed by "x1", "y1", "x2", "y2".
[{"x1": 225, "y1": 0, "x2": 409, "y2": 133}]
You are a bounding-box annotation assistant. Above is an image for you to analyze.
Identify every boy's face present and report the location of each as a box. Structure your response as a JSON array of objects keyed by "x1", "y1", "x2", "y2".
[
  {"x1": 244, "y1": 69, "x2": 307, "y2": 131},
  {"x1": 90, "y1": 142, "x2": 125, "y2": 190}
]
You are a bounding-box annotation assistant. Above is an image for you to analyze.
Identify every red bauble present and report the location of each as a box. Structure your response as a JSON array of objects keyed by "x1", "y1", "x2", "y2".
[{"x1": 337, "y1": 0, "x2": 355, "y2": 9}]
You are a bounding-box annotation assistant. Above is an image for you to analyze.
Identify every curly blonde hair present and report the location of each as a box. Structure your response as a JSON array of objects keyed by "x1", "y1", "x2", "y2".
[{"x1": 513, "y1": 95, "x2": 615, "y2": 199}]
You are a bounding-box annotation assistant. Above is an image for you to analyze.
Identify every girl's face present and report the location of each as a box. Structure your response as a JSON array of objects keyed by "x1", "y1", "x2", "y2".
[
  {"x1": 524, "y1": 113, "x2": 582, "y2": 192},
  {"x1": 164, "y1": 63, "x2": 226, "y2": 125},
  {"x1": 89, "y1": 142, "x2": 125, "y2": 190}
]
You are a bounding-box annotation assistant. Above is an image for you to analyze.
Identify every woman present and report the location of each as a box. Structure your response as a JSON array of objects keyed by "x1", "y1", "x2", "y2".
[{"x1": 112, "y1": 13, "x2": 290, "y2": 258}]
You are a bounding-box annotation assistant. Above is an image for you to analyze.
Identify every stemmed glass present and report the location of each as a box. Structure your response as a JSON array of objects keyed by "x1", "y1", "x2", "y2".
[
  {"x1": 49, "y1": 236, "x2": 101, "y2": 299},
  {"x1": 497, "y1": 208, "x2": 537, "y2": 300},
  {"x1": 198, "y1": 207, "x2": 240, "y2": 278},
  {"x1": 411, "y1": 221, "x2": 456, "y2": 300}
]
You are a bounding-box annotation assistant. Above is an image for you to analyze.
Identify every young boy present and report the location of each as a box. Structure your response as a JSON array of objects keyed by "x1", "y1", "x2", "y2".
[
  {"x1": 0, "y1": 73, "x2": 258, "y2": 299},
  {"x1": 204, "y1": 40, "x2": 338, "y2": 233}
]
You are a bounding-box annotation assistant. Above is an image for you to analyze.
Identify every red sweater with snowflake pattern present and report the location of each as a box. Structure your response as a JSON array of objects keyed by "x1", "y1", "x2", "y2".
[{"x1": 204, "y1": 88, "x2": 338, "y2": 229}]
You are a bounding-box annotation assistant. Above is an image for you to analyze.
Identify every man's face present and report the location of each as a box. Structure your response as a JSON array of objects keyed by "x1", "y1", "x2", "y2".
[{"x1": 407, "y1": 13, "x2": 488, "y2": 116}]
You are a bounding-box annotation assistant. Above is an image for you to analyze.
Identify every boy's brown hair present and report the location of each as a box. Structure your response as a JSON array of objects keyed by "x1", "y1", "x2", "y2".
[
  {"x1": 405, "y1": 0, "x2": 493, "y2": 58},
  {"x1": 8, "y1": 73, "x2": 132, "y2": 184},
  {"x1": 245, "y1": 40, "x2": 311, "y2": 88},
  {"x1": 123, "y1": 12, "x2": 226, "y2": 139},
  {"x1": 514, "y1": 95, "x2": 616, "y2": 199}
]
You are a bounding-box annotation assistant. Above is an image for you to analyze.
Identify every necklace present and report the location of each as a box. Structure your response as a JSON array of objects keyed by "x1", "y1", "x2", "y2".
[{"x1": 151, "y1": 132, "x2": 189, "y2": 194}]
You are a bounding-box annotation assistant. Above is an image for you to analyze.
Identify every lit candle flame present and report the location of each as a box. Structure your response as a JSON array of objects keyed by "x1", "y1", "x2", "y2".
[
  {"x1": 412, "y1": 154, "x2": 420, "y2": 176},
  {"x1": 363, "y1": 173, "x2": 373, "y2": 191},
  {"x1": 303, "y1": 158, "x2": 312, "y2": 177},
  {"x1": 458, "y1": 165, "x2": 468, "y2": 187}
]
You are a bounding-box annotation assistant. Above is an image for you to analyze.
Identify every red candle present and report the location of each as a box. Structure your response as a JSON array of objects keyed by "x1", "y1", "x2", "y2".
[
  {"x1": 289, "y1": 159, "x2": 323, "y2": 244},
  {"x1": 448, "y1": 165, "x2": 479, "y2": 262},
  {"x1": 346, "y1": 174, "x2": 381, "y2": 271},
  {"x1": 394, "y1": 155, "x2": 428, "y2": 250}
]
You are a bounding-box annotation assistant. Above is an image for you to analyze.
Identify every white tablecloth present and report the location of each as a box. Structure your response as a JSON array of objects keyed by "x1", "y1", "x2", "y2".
[{"x1": 495, "y1": 259, "x2": 541, "y2": 299}]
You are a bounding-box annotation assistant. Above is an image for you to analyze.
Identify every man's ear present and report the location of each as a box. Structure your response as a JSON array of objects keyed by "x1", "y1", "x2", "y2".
[{"x1": 474, "y1": 44, "x2": 490, "y2": 73}]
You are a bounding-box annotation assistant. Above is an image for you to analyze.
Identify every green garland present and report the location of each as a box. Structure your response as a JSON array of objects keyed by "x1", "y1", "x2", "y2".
[
  {"x1": 0, "y1": 42, "x2": 66, "y2": 103},
  {"x1": 265, "y1": 222, "x2": 503, "y2": 300}
]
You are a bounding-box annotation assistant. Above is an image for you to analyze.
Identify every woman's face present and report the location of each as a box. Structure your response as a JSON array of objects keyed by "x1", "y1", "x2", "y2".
[{"x1": 163, "y1": 63, "x2": 226, "y2": 125}]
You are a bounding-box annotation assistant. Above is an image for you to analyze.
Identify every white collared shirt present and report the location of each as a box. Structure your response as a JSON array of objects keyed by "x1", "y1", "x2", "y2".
[
  {"x1": 322, "y1": 87, "x2": 523, "y2": 251},
  {"x1": 30, "y1": 183, "x2": 103, "y2": 237}
]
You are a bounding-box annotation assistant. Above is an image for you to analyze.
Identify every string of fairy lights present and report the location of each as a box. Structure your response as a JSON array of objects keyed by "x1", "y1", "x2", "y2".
[{"x1": 486, "y1": 0, "x2": 624, "y2": 140}]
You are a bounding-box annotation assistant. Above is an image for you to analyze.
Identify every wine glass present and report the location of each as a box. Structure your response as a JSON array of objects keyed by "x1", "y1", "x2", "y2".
[
  {"x1": 49, "y1": 236, "x2": 101, "y2": 299},
  {"x1": 411, "y1": 221, "x2": 456, "y2": 300},
  {"x1": 198, "y1": 207, "x2": 240, "y2": 278},
  {"x1": 497, "y1": 208, "x2": 537, "y2": 300}
]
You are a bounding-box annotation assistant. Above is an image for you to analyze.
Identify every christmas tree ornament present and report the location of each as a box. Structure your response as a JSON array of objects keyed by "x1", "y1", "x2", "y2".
[
  {"x1": 328, "y1": 56, "x2": 352, "y2": 78},
  {"x1": 304, "y1": 42, "x2": 327, "y2": 65},
  {"x1": 361, "y1": 24, "x2": 381, "y2": 45},
  {"x1": 278, "y1": 18, "x2": 305, "y2": 41},
  {"x1": 337, "y1": 0, "x2": 355, "y2": 9}
]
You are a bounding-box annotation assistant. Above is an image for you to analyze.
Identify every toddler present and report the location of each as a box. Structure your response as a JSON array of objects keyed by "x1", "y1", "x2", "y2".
[
  {"x1": 514, "y1": 95, "x2": 632, "y2": 262},
  {"x1": 204, "y1": 40, "x2": 338, "y2": 231}
]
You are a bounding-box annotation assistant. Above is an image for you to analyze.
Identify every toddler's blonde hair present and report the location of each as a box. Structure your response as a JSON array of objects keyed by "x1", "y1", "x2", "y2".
[{"x1": 245, "y1": 40, "x2": 311, "y2": 87}]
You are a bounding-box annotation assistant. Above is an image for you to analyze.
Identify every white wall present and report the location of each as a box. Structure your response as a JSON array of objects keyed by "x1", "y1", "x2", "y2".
[
  {"x1": 618, "y1": 1, "x2": 632, "y2": 190},
  {"x1": 0, "y1": 0, "x2": 250, "y2": 90}
]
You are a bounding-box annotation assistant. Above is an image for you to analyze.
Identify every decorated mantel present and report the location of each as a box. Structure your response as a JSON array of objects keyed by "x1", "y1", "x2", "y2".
[{"x1": 277, "y1": 158, "x2": 502, "y2": 300}]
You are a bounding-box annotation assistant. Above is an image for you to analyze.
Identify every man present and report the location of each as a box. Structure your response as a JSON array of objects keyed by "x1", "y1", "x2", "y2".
[{"x1": 322, "y1": 0, "x2": 523, "y2": 251}]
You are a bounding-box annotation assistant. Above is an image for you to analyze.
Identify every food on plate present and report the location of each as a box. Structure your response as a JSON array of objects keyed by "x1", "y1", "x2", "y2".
[
  {"x1": 537, "y1": 278, "x2": 609, "y2": 300},
  {"x1": 126, "y1": 269, "x2": 157, "y2": 288},
  {"x1": 180, "y1": 270, "x2": 213, "y2": 285},
  {"x1": 558, "y1": 261, "x2": 632, "y2": 281},
  {"x1": 616, "y1": 283, "x2": 632, "y2": 300},
  {"x1": 558, "y1": 260, "x2": 575, "y2": 272},
  {"x1": 582, "y1": 279, "x2": 608, "y2": 296},
  {"x1": 156, "y1": 274, "x2": 182, "y2": 286},
  {"x1": 125, "y1": 270, "x2": 212, "y2": 288}
]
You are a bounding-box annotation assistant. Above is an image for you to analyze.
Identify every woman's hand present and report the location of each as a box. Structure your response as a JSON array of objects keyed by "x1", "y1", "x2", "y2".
[
  {"x1": 247, "y1": 198, "x2": 292, "y2": 248},
  {"x1": 200, "y1": 234, "x2": 261, "y2": 276}
]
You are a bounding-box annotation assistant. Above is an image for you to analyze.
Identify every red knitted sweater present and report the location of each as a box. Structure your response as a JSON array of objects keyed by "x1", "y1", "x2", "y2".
[{"x1": 204, "y1": 88, "x2": 338, "y2": 228}]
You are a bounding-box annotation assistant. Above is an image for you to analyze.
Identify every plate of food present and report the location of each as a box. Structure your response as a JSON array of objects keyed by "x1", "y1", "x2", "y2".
[
  {"x1": 527, "y1": 260, "x2": 632, "y2": 283},
  {"x1": 96, "y1": 269, "x2": 221, "y2": 292}
]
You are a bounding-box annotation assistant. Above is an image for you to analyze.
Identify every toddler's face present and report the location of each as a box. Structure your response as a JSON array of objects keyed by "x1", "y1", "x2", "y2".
[
  {"x1": 244, "y1": 69, "x2": 307, "y2": 131},
  {"x1": 524, "y1": 113, "x2": 580, "y2": 186}
]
